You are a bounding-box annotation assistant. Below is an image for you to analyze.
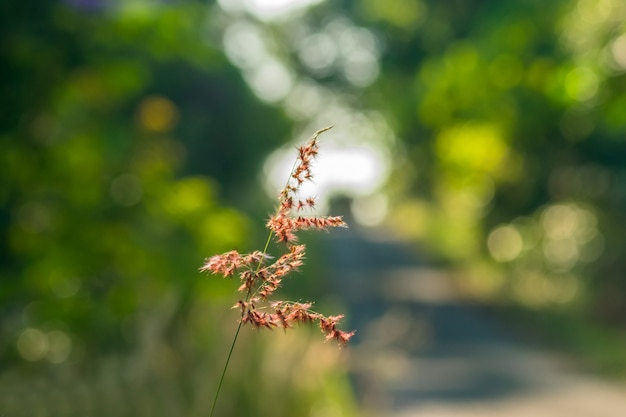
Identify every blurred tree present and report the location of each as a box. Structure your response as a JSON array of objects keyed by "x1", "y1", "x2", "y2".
[
  {"x1": 0, "y1": 0, "x2": 293, "y2": 356},
  {"x1": 342, "y1": 0, "x2": 626, "y2": 334}
]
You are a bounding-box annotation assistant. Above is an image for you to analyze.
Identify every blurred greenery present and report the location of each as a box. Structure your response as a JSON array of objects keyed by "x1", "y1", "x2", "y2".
[
  {"x1": 346, "y1": 0, "x2": 626, "y2": 376},
  {"x1": 0, "y1": 1, "x2": 356, "y2": 416},
  {"x1": 2, "y1": 0, "x2": 626, "y2": 415}
]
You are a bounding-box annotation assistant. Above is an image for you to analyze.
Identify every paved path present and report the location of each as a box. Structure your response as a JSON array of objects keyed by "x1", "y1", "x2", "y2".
[{"x1": 325, "y1": 226, "x2": 626, "y2": 417}]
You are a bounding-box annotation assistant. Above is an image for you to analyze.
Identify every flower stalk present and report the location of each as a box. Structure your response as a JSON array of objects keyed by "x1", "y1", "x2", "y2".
[{"x1": 203, "y1": 125, "x2": 354, "y2": 416}]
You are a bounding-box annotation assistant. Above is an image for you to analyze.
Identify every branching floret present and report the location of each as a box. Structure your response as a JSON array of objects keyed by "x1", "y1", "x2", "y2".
[{"x1": 200, "y1": 126, "x2": 354, "y2": 345}]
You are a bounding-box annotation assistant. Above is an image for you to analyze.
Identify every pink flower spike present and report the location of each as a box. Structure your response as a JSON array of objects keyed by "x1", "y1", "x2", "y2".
[{"x1": 200, "y1": 125, "x2": 354, "y2": 346}]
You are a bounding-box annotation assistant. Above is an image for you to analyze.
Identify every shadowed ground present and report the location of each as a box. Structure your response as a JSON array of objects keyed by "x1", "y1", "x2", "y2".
[{"x1": 325, "y1": 225, "x2": 626, "y2": 417}]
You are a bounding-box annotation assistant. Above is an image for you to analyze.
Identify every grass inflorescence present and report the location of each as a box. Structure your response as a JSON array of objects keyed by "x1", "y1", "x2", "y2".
[{"x1": 202, "y1": 125, "x2": 354, "y2": 416}]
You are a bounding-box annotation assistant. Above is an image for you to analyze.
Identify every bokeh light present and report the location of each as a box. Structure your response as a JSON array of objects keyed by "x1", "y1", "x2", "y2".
[
  {"x1": 488, "y1": 225, "x2": 523, "y2": 262},
  {"x1": 137, "y1": 96, "x2": 179, "y2": 133}
]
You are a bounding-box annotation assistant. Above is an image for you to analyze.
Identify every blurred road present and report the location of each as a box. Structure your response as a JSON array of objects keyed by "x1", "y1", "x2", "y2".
[{"x1": 326, "y1": 226, "x2": 626, "y2": 417}]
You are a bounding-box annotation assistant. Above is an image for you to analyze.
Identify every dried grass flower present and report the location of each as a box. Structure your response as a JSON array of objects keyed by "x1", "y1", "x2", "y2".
[
  {"x1": 204, "y1": 125, "x2": 355, "y2": 417},
  {"x1": 201, "y1": 125, "x2": 354, "y2": 345}
]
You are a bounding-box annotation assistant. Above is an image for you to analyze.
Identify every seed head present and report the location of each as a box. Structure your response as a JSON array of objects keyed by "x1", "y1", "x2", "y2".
[{"x1": 201, "y1": 125, "x2": 354, "y2": 345}]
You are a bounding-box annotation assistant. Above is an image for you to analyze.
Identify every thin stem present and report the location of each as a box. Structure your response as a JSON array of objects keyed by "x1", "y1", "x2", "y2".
[
  {"x1": 208, "y1": 231, "x2": 274, "y2": 417},
  {"x1": 208, "y1": 318, "x2": 243, "y2": 417}
]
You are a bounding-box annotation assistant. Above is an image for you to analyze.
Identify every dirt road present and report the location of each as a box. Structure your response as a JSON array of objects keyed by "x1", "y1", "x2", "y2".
[{"x1": 325, "y1": 226, "x2": 626, "y2": 417}]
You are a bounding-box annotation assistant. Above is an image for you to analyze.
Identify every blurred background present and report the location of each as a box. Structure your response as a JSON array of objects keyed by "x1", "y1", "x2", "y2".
[{"x1": 1, "y1": 0, "x2": 626, "y2": 416}]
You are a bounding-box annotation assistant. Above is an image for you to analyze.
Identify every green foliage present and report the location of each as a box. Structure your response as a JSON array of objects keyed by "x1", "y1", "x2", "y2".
[
  {"x1": 348, "y1": 0, "x2": 626, "y2": 367},
  {"x1": 2, "y1": 0, "x2": 255, "y2": 357},
  {"x1": 0, "y1": 1, "x2": 359, "y2": 415}
]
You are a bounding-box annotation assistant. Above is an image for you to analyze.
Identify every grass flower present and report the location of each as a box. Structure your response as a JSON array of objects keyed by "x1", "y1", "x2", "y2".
[{"x1": 203, "y1": 125, "x2": 354, "y2": 416}]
